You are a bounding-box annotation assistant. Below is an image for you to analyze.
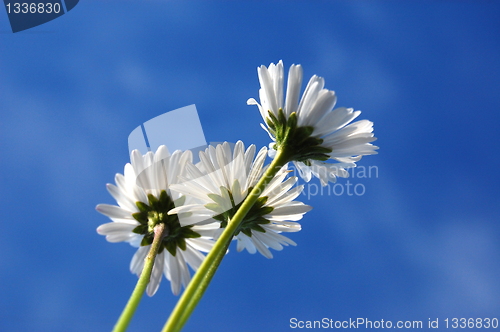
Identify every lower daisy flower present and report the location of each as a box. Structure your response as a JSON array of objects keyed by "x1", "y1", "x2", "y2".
[
  {"x1": 168, "y1": 141, "x2": 312, "y2": 259},
  {"x1": 96, "y1": 146, "x2": 219, "y2": 296}
]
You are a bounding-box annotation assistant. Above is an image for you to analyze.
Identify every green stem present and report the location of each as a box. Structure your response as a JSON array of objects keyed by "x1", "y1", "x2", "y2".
[
  {"x1": 112, "y1": 223, "x2": 166, "y2": 332},
  {"x1": 162, "y1": 148, "x2": 292, "y2": 332}
]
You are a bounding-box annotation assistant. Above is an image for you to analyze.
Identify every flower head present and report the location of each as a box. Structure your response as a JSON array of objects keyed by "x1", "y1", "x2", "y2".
[
  {"x1": 169, "y1": 141, "x2": 312, "y2": 259},
  {"x1": 96, "y1": 146, "x2": 218, "y2": 296},
  {"x1": 247, "y1": 60, "x2": 378, "y2": 186}
]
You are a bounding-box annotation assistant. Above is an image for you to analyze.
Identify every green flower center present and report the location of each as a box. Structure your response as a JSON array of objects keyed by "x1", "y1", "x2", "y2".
[
  {"x1": 131, "y1": 190, "x2": 200, "y2": 256},
  {"x1": 205, "y1": 184, "x2": 274, "y2": 237},
  {"x1": 266, "y1": 108, "x2": 333, "y2": 163}
]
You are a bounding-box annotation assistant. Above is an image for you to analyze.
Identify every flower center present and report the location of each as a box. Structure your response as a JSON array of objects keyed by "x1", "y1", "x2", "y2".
[
  {"x1": 206, "y1": 185, "x2": 274, "y2": 237},
  {"x1": 132, "y1": 190, "x2": 200, "y2": 256}
]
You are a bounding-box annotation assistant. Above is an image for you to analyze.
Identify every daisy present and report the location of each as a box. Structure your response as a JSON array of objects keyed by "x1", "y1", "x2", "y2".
[
  {"x1": 96, "y1": 146, "x2": 219, "y2": 296},
  {"x1": 247, "y1": 60, "x2": 379, "y2": 186},
  {"x1": 168, "y1": 141, "x2": 312, "y2": 259}
]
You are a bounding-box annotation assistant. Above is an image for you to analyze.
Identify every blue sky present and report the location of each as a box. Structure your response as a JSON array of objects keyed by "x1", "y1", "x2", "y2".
[{"x1": 1, "y1": 1, "x2": 499, "y2": 331}]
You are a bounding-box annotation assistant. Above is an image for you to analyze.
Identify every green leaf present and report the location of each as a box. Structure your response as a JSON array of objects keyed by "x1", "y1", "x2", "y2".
[
  {"x1": 148, "y1": 194, "x2": 158, "y2": 207},
  {"x1": 287, "y1": 112, "x2": 298, "y2": 129},
  {"x1": 267, "y1": 110, "x2": 279, "y2": 124},
  {"x1": 278, "y1": 108, "x2": 287, "y2": 125},
  {"x1": 204, "y1": 203, "x2": 222, "y2": 213},
  {"x1": 173, "y1": 195, "x2": 186, "y2": 207},
  {"x1": 132, "y1": 225, "x2": 147, "y2": 234},
  {"x1": 255, "y1": 196, "x2": 268, "y2": 207},
  {"x1": 213, "y1": 214, "x2": 226, "y2": 223},
  {"x1": 207, "y1": 193, "x2": 225, "y2": 206},
  {"x1": 177, "y1": 238, "x2": 187, "y2": 251},
  {"x1": 259, "y1": 206, "x2": 274, "y2": 215},
  {"x1": 251, "y1": 224, "x2": 266, "y2": 233},
  {"x1": 183, "y1": 228, "x2": 201, "y2": 239},
  {"x1": 141, "y1": 234, "x2": 153, "y2": 246},
  {"x1": 166, "y1": 242, "x2": 177, "y2": 256},
  {"x1": 266, "y1": 117, "x2": 276, "y2": 130},
  {"x1": 132, "y1": 212, "x2": 147, "y2": 223},
  {"x1": 136, "y1": 202, "x2": 150, "y2": 213},
  {"x1": 256, "y1": 217, "x2": 271, "y2": 225}
]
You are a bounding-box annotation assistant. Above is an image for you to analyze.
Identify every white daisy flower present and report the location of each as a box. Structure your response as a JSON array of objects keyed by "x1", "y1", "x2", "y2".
[
  {"x1": 168, "y1": 141, "x2": 312, "y2": 259},
  {"x1": 247, "y1": 60, "x2": 379, "y2": 186},
  {"x1": 96, "y1": 146, "x2": 219, "y2": 296}
]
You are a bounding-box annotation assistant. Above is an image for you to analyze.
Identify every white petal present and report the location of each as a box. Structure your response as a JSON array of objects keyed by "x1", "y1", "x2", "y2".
[
  {"x1": 313, "y1": 107, "x2": 360, "y2": 137},
  {"x1": 260, "y1": 123, "x2": 276, "y2": 141},
  {"x1": 266, "y1": 184, "x2": 303, "y2": 207},
  {"x1": 245, "y1": 146, "x2": 267, "y2": 189},
  {"x1": 266, "y1": 219, "x2": 301, "y2": 229},
  {"x1": 236, "y1": 235, "x2": 246, "y2": 252},
  {"x1": 266, "y1": 222, "x2": 302, "y2": 233},
  {"x1": 96, "y1": 204, "x2": 134, "y2": 220},
  {"x1": 182, "y1": 245, "x2": 205, "y2": 270},
  {"x1": 147, "y1": 251, "x2": 165, "y2": 296},
  {"x1": 258, "y1": 64, "x2": 278, "y2": 115},
  {"x1": 128, "y1": 234, "x2": 143, "y2": 248},
  {"x1": 284, "y1": 64, "x2": 303, "y2": 117},
  {"x1": 186, "y1": 237, "x2": 215, "y2": 253},
  {"x1": 258, "y1": 88, "x2": 271, "y2": 120},
  {"x1": 262, "y1": 225, "x2": 298, "y2": 244},
  {"x1": 261, "y1": 165, "x2": 289, "y2": 197},
  {"x1": 297, "y1": 76, "x2": 324, "y2": 126},
  {"x1": 247, "y1": 97, "x2": 260, "y2": 106},
  {"x1": 230, "y1": 151, "x2": 247, "y2": 191},
  {"x1": 243, "y1": 144, "x2": 256, "y2": 174},
  {"x1": 177, "y1": 251, "x2": 191, "y2": 290},
  {"x1": 251, "y1": 233, "x2": 273, "y2": 259},
  {"x1": 304, "y1": 89, "x2": 337, "y2": 127},
  {"x1": 170, "y1": 178, "x2": 215, "y2": 202},
  {"x1": 263, "y1": 176, "x2": 297, "y2": 202},
  {"x1": 323, "y1": 119, "x2": 374, "y2": 145},
  {"x1": 268, "y1": 202, "x2": 312, "y2": 216},
  {"x1": 130, "y1": 150, "x2": 145, "y2": 174},
  {"x1": 116, "y1": 172, "x2": 140, "y2": 204},
  {"x1": 328, "y1": 136, "x2": 378, "y2": 151},
  {"x1": 272, "y1": 60, "x2": 284, "y2": 111},
  {"x1": 253, "y1": 231, "x2": 283, "y2": 251},
  {"x1": 178, "y1": 214, "x2": 216, "y2": 227},
  {"x1": 185, "y1": 162, "x2": 219, "y2": 193},
  {"x1": 104, "y1": 233, "x2": 136, "y2": 243},
  {"x1": 294, "y1": 161, "x2": 312, "y2": 182},
  {"x1": 106, "y1": 184, "x2": 137, "y2": 212},
  {"x1": 130, "y1": 246, "x2": 149, "y2": 276},
  {"x1": 165, "y1": 251, "x2": 182, "y2": 295},
  {"x1": 215, "y1": 144, "x2": 231, "y2": 188},
  {"x1": 168, "y1": 203, "x2": 210, "y2": 215},
  {"x1": 96, "y1": 222, "x2": 138, "y2": 236},
  {"x1": 237, "y1": 233, "x2": 256, "y2": 254}
]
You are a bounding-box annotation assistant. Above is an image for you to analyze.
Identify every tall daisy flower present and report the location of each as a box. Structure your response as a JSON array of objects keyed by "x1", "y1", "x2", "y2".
[
  {"x1": 96, "y1": 146, "x2": 219, "y2": 296},
  {"x1": 168, "y1": 141, "x2": 311, "y2": 259},
  {"x1": 247, "y1": 60, "x2": 379, "y2": 186}
]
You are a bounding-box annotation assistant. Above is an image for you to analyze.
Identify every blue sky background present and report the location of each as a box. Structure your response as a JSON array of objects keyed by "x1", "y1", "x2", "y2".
[{"x1": 1, "y1": 1, "x2": 499, "y2": 331}]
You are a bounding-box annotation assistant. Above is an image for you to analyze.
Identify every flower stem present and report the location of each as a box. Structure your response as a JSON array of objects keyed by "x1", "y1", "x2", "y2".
[
  {"x1": 112, "y1": 223, "x2": 166, "y2": 332},
  {"x1": 162, "y1": 148, "x2": 291, "y2": 332}
]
